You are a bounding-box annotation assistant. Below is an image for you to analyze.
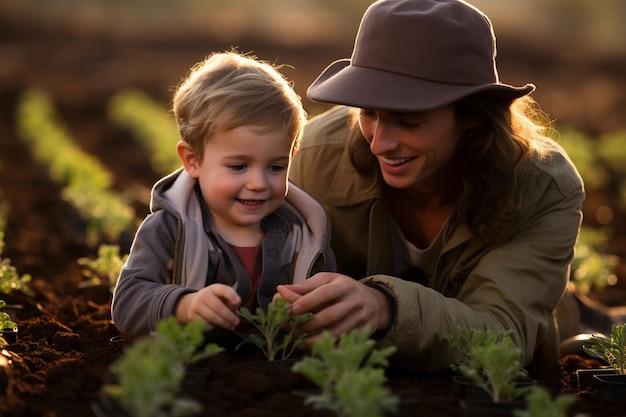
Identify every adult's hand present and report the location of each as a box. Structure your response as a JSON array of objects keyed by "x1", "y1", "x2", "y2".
[{"x1": 276, "y1": 272, "x2": 393, "y2": 346}]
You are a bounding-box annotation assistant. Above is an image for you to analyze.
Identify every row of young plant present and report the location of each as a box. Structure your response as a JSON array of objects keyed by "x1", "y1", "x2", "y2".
[
  {"x1": 76, "y1": 90, "x2": 184, "y2": 290},
  {"x1": 15, "y1": 88, "x2": 141, "y2": 294},
  {"x1": 15, "y1": 89, "x2": 183, "y2": 291},
  {"x1": 101, "y1": 295, "x2": 626, "y2": 417},
  {"x1": 16, "y1": 89, "x2": 137, "y2": 248},
  {"x1": 99, "y1": 299, "x2": 399, "y2": 417}
]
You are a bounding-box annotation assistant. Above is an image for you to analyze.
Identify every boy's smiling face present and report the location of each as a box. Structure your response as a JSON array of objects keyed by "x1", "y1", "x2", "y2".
[{"x1": 178, "y1": 124, "x2": 293, "y2": 245}]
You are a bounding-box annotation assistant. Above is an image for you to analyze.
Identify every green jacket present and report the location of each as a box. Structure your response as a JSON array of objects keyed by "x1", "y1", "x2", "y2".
[{"x1": 290, "y1": 106, "x2": 585, "y2": 372}]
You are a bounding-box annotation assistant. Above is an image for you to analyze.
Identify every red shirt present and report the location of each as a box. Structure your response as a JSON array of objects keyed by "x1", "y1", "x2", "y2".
[{"x1": 230, "y1": 244, "x2": 262, "y2": 333}]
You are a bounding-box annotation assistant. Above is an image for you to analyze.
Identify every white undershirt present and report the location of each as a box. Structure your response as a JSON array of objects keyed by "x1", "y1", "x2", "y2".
[{"x1": 390, "y1": 216, "x2": 447, "y2": 280}]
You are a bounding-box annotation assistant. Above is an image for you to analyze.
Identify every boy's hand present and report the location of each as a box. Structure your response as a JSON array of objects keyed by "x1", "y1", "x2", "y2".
[{"x1": 175, "y1": 284, "x2": 241, "y2": 330}]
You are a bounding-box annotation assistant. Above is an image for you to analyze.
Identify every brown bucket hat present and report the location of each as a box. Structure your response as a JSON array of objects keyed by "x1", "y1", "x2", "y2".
[{"x1": 307, "y1": 0, "x2": 535, "y2": 112}]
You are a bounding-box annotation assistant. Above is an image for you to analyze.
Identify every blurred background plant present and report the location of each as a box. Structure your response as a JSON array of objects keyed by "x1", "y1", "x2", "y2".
[
  {"x1": 109, "y1": 90, "x2": 181, "y2": 175},
  {"x1": 0, "y1": 231, "x2": 34, "y2": 297},
  {"x1": 557, "y1": 127, "x2": 626, "y2": 296},
  {"x1": 15, "y1": 89, "x2": 137, "y2": 247},
  {"x1": 77, "y1": 243, "x2": 128, "y2": 291}
]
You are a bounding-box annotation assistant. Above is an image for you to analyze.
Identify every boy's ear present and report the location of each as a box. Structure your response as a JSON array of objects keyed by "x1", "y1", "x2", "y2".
[{"x1": 176, "y1": 141, "x2": 200, "y2": 178}]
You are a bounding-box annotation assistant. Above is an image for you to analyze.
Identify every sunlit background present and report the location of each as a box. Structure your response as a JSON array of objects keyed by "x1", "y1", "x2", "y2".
[
  {"x1": 1, "y1": 0, "x2": 625, "y2": 125},
  {"x1": 1, "y1": 0, "x2": 626, "y2": 301}
]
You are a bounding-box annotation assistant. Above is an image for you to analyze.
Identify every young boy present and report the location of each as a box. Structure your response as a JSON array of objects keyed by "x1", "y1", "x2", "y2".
[{"x1": 111, "y1": 51, "x2": 335, "y2": 339}]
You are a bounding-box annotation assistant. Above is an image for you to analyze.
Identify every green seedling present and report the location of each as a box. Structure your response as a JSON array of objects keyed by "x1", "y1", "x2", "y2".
[
  {"x1": 155, "y1": 316, "x2": 223, "y2": 366},
  {"x1": 513, "y1": 385, "x2": 575, "y2": 417},
  {"x1": 0, "y1": 231, "x2": 34, "y2": 296},
  {"x1": 445, "y1": 326, "x2": 514, "y2": 369},
  {"x1": 104, "y1": 333, "x2": 195, "y2": 417},
  {"x1": 445, "y1": 326, "x2": 528, "y2": 403},
  {"x1": 583, "y1": 323, "x2": 626, "y2": 374},
  {"x1": 0, "y1": 300, "x2": 18, "y2": 347},
  {"x1": 292, "y1": 326, "x2": 399, "y2": 417},
  {"x1": 77, "y1": 243, "x2": 128, "y2": 291},
  {"x1": 104, "y1": 317, "x2": 222, "y2": 417},
  {"x1": 237, "y1": 297, "x2": 313, "y2": 361}
]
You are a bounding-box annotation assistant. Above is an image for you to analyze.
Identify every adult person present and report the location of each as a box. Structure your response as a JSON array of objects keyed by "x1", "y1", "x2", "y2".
[{"x1": 277, "y1": 0, "x2": 585, "y2": 372}]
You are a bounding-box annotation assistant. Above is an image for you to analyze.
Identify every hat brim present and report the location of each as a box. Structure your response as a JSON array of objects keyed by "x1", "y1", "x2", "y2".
[{"x1": 307, "y1": 59, "x2": 535, "y2": 112}]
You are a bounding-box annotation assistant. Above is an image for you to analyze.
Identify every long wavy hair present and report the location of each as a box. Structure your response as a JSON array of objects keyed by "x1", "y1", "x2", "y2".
[{"x1": 347, "y1": 95, "x2": 552, "y2": 244}]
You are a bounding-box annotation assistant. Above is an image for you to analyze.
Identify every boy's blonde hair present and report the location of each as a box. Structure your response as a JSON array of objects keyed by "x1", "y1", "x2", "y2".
[{"x1": 172, "y1": 50, "x2": 306, "y2": 162}]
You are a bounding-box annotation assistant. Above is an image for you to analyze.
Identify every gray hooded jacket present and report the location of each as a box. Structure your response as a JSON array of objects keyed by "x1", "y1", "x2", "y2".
[{"x1": 111, "y1": 169, "x2": 335, "y2": 335}]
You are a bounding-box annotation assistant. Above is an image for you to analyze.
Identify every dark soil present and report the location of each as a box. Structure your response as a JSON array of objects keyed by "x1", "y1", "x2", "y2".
[{"x1": 1, "y1": 13, "x2": 626, "y2": 417}]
